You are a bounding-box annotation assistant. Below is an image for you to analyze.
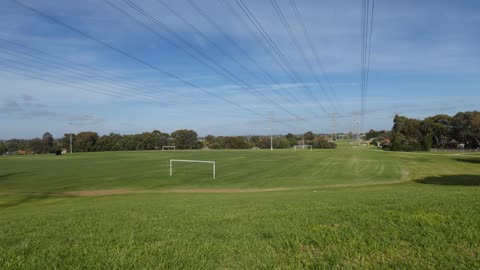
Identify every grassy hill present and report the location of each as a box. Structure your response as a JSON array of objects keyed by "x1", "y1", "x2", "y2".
[{"x1": 1, "y1": 142, "x2": 480, "y2": 268}]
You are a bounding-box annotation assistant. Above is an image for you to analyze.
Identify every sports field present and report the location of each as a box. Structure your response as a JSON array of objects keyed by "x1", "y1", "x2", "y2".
[{"x1": 1, "y1": 142, "x2": 480, "y2": 268}]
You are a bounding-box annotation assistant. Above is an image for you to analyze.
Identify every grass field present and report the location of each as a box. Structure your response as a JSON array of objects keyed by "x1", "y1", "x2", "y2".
[{"x1": 1, "y1": 142, "x2": 480, "y2": 268}]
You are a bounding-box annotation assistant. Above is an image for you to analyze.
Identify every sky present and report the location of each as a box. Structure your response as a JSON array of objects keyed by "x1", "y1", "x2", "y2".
[{"x1": 0, "y1": 0, "x2": 479, "y2": 139}]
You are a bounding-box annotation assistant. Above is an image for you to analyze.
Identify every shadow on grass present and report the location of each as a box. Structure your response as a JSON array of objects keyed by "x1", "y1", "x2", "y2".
[
  {"x1": 415, "y1": 175, "x2": 480, "y2": 186},
  {"x1": 454, "y1": 158, "x2": 480, "y2": 164},
  {"x1": 0, "y1": 172, "x2": 29, "y2": 181},
  {"x1": 0, "y1": 193, "x2": 52, "y2": 208}
]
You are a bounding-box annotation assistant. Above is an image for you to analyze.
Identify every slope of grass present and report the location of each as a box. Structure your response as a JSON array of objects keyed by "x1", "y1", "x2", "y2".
[
  {"x1": 1, "y1": 184, "x2": 479, "y2": 269},
  {"x1": 3, "y1": 143, "x2": 479, "y2": 193},
  {"x1": 0, "y1": 147, "x2": 401, "y2": 192},
  {"x1": 1, "y1": 142, "x2": 480, "y2": 268}
]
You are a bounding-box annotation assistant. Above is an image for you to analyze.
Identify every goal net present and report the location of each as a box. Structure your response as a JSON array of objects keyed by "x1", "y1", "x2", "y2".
[
  {"x1": 294, "y1": 145, "x2": 313, "y2": 151},
  {"x1": 169, "y1": 159, "x2": 216, "y2": 179},
  {"x1": 162, "y1": 146, "x2": 176, "y2": 151}
]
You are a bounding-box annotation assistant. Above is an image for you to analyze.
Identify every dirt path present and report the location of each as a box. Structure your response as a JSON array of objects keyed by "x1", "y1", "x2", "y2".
[{"x1": 2, "y1": 180, "x2": 411, "y2": 197}]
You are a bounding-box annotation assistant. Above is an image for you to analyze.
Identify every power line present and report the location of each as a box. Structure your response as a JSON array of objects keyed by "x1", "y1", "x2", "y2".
[
  {"x1": 0, "y1": 60, "x2": 133, "y2": 102},
  {"x1": 289, "y1": 0, "x2": 338, "y2": 109},
  {"x1": 361, "y1": 0, "x2": 367, "y2": 122},
  {"x1": 112, "y1": 0, "x2": 304, "y2": 120},
  {"x1": 222, "y1": 0, "x2": 325, "y2": 117},
  {"x1": 365, "y1": 0, "x2": 375, "y2": 108},
  {"x1": 0, "y1": 41, "x2": 222, "y2": 114},
  {"x1": 0, "y1": 44, "x2": 164, "y2": 103},
  {"x1": 181, "y1": 0, "x2": 306, "y2": 109},
  {"x1": 269, "y1": 0, "x2": 335, "y2": 111},
  {"x1": 0, "y1": 56, "x2": 248, "y2": 118},
  {"x1": 0, "y1": 54, "x2": 214, "y2": 114},
  {"x1": 360, "y1": 0, "x2": 375, "y2": 132},
  {"x1": 0, "y1": 37, "x2": 215, "y2": 106},
  {"x1": 155, "y1": 0, "x2": 305, "y2": 117},
  {"x1": 10, "y1": 0, "x2": 264, "y2": 118},
  {"x1": 233, "y1": 0, "x2": 330, "y2": 115}
]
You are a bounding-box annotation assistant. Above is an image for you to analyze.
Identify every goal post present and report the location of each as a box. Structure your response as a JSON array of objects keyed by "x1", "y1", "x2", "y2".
[
  {"x1": 169, "y1": 159, "x2": 216, "y2": 179},
  {"x1": 294, "y1": 145, "x2": 313, "y2": 151},
  {"x1": 162, "y1": 146, "x2": 176, "y2": 151}
]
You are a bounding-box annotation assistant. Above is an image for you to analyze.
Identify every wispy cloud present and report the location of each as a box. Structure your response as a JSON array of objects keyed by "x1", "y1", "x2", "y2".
[
  {"x1": 0, "y1": 0, "x2": 479, "y2": 138},
  {"x1": 0, "y1": 95, "x2": 104, "y2": 126}
]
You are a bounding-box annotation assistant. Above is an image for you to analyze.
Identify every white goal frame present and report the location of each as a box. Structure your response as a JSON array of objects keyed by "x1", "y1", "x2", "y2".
[
  {"x1": 294, "y1": 145, "x2": 313, "y2": 151},
  {"x1": 169, "y1": 159, "x2": 216, "y2": 179},
  {"x1": 162, "y1": 146, "x2": 176, "y2": 151}
]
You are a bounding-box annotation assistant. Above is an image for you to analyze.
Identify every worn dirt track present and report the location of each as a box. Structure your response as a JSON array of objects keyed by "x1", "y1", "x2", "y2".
[{"x1": 3, "y1": 179, "x2": 410, "y2": 197}]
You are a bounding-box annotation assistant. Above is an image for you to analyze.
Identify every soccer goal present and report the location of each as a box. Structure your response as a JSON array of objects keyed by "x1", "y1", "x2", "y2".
[
  {"x1": 294, "y1": 145, "x2": 313, "y2": 151},
  {"x1": 169, "y1": 159, "x2": 216, "y2": 179},
  {"x1": 162, "y1": 146, "x2": 176, "y2": 151}
]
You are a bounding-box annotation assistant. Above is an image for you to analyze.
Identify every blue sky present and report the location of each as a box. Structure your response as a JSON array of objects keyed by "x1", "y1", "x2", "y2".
[{"x1": 0, "y1": 0, "x2": 479, "y2": 139}]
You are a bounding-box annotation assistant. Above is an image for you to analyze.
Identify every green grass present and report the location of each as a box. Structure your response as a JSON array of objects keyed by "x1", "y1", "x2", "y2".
[{"x1": 1, "y1": 142, "x2": 480, "y2": 269}]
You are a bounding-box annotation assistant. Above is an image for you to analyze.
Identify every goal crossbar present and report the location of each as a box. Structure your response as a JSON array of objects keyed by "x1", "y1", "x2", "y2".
[
  {"x1": 169, "y1": 159, "x2": 216, "y2": 179},
  {"x1": 294, "y1": 145, "x2": 313, "y2": 151}
]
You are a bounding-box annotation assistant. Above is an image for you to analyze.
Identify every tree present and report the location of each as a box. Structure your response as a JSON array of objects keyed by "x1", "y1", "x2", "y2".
[
  {"x1": 210, "y1": 136, "x2": 225, "y2": 149},
  {"x1": 42, "y1": 132, "x2": 54, "y2": 153},
  {"x1": 424, "y1": 114, "x2": 452, "y2": 148},
  {"x1": 256, "y1": 136, "x2": 272, "y2": 149},
  {"x1": 224, "y1": 136, "x2": 250, "y2": 149},
  {"x1": 74, "y1": 132, "x2": 99, "y2": 152},
  {"x1": 286, "y1": 133, "x2": 296, "y2": 139},
  {"x1": 5, "y1": 139, "x2": 28, "y2": 152},
  {"x1": 29, "y1": 138, "x2": 44, "y2": 154},
  {"x1": 133, "y1": 131, "x2": 169, "y2": 150},
  {"x1": 391, "y1": 115, "x2": 423, "y2": 151},
  {"x1": 389, "y1": 112, "x2": 480, "y2": 151},
  {"x1": 452, "y1": 111, "x2": 480, "y2": 149},
  {"x1": 95, "y1": 135, "x2": 110, "y2": 151},
  {"x1": 171, "y1": 129, "x2": 199, "y2": 149},
  {"x1": 285, "y1": 133, "x2": 298, "y2": 147},
  {"x1": 204, "y1": 135, "x2": 216, "y2": 148},
  {"x1": 312, "y1": 135, "x2": 336, "y2": 149},
  {"x1": 153, "y1": 130, "x2": 170, "y2": 149},
  {"x1": 141, "y1": 132, "x2": 157, "y2": 150},
  {"x1": 277, "y1": 137, "x2": 291, "y2": 149},
  {"x1": 95, "y1": 133, "x2": 123, "y2": 151},
  {"x1": 4, "y1": 111, "x2": 476, "y2": 153},
  {"x1": 61, "y1": 133, "x2": 76, "y2": 152},
  {"x1": 249, "y1": 136, "x2": 260, "y2": 147},
  {"x1": 120, "y1": 135, "x2": 137, "y2": 151},
  {"x1": 303, "y1": 131, "x2": 315, "y2": 143},
  {"x1": 0, "y1": 141, "x2": 6, "y2": 154},
  {"x1": 366, "y1": 129, "x2": 380, "y2": 140},
  {"x1": 420, "y1": 119, "x2": 435, "y2": 151}
]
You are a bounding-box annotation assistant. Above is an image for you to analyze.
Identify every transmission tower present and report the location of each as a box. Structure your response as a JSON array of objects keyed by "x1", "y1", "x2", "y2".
[
  {"x1": 269, "y1": 111, "x2": 273, "y2": 151},
  {"x1": 352, "y1": 112, "x2": 360, "y2": 142},
  {"x1": 329, "y1": 113, "x2": 337, "y2": 142}
]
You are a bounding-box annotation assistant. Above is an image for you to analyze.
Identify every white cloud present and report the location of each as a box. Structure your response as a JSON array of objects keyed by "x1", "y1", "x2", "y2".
[{"x1": 0, "y1": 0, "x2": 479, "y2": 138}]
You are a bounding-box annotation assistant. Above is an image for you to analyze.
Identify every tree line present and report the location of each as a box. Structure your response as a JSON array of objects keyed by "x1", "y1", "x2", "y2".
[
  {"x1": 204, "y1": 132, "x2": 335, "y2": 150},
  {"x1": 0, "y1": 129, "x2": 335, "y2": 154},
  {"x1": 367, "y1": 111, "x2": 480, "y2": 151}
]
